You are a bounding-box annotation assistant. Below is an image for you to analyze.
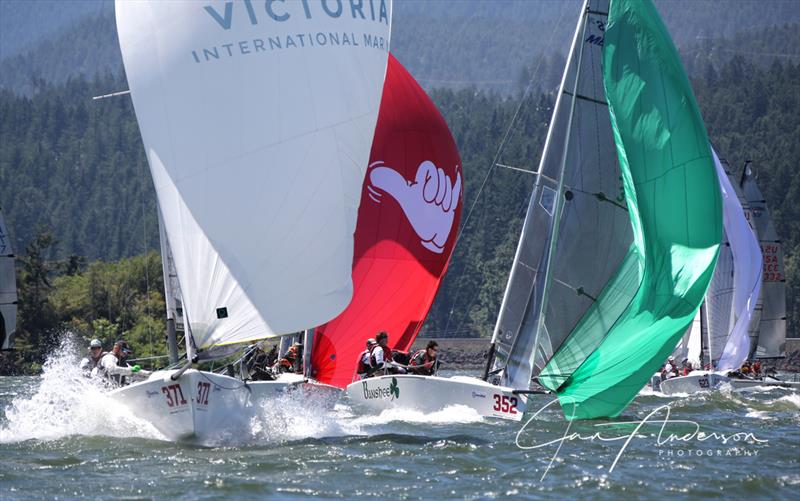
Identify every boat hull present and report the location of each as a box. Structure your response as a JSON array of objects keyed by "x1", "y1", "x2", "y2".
[
  {"x1": 655, "y1": 371, "x2": 730, "y2": 395},
  {"x1": 728, "y1": 377, "x2": 800, "y2": 392},
  {"x1": 108, "y1": 369, "x2": 340, "y2": 444},
  {"x1": 345, "y1": 375, "x2": 527, "y2": 422}
]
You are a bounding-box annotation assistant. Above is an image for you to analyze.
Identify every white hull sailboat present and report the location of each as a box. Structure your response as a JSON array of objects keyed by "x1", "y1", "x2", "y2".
[
  {"x1": 345, "y1": 375, "x2": 526, "y2": 422},
  {"x1": 657, "y1": 156, "x2": 794, "y2": 395},
  {"x1": 111, "y1": 0, "x2": 393, "y2": 441}
]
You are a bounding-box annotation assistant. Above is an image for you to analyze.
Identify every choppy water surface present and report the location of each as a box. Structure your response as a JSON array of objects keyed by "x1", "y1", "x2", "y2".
[{"x1": 1, "y1": 351, "x2": 798, "y2": 499}]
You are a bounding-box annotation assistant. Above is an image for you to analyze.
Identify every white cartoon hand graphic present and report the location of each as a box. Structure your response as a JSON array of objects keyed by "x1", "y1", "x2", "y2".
[{"x1": 367, "y1": 160, "x2": 461, "y2": 253}]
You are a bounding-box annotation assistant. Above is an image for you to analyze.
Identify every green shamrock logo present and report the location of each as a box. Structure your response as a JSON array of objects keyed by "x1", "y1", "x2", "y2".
[{"x1": 389, "y1": 377, "x2": 400, "y2": 400}]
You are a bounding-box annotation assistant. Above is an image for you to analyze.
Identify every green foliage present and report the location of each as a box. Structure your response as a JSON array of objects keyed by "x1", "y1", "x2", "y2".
[{"x1": 2, "y1": 245, "x2": 166, "y2": 374}]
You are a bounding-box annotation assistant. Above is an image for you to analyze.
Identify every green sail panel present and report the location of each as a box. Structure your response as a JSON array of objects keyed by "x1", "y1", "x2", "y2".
[{"x1": 539, "y1": 0, "x2": 722, "y2": 419}]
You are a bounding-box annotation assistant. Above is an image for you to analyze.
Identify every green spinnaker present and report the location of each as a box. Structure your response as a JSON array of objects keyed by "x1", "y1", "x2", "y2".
[{"x1": 539, "y1": 0, "x2": 722, "y2": 420}]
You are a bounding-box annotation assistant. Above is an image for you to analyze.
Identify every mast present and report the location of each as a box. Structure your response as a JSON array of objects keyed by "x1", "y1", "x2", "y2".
[
  {"x1": 701, "y1": 302, "x2": 709, "y2": 369},
  {"x1": 526, "y1": 2, "x2": 591, "y2": 387},
  {"x1": 489, "y1": 0, "x2": 592, "y2": 386}
]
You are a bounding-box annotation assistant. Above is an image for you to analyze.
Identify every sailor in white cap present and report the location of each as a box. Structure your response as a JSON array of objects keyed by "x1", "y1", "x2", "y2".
[{"x1": 79, "y1": 338, "x2": 105, "y2": 373}]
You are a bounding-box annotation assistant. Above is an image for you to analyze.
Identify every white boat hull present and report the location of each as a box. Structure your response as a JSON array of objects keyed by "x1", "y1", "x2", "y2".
[
  {"x1": 345, "y1": 375, "x2": 527, "y2": 422},
  {"x1": 108, "y1": 369, "x2": 340, "y2": 444},
  {"x1": 655, "y1": 371, "x2": 730, "y2": 395},
  {"x1": 728, "y1": 377, "x2": 800, "y2": 392}
]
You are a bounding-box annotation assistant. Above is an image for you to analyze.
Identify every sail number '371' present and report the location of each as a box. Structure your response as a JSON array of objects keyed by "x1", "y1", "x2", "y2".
[
  {"x1": 493, "y1": 394, "x2": 518, "y2": 415},
  {"x1": 161, "y1": 384, "x2": 187, "y2": 408}
]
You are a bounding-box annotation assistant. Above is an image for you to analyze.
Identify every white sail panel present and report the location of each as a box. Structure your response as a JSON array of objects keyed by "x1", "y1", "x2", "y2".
[
  {"x1": 116, "y1": 1, "x2": 392, "y2": 348},
  {"x1": 713, "y1": 151, "x2": 762, "y2": 371},
  {"x1": 672, "y1": 311, "x2": 701, "y2": 369},
  {"x1": 0, "y1": 208, "x2": 16, "y2": 351}
]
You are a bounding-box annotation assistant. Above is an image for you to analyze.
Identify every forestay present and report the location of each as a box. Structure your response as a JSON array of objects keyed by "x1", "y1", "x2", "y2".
[
  {"x1": 740, "y1": 165, "x2": 786, "y2": 358},
  {"x1": 116, "y1": 0, "x2": 392, "y2": 350},
  {"x1": 0, "y1": 207, "x2": 16, "y2": 351}
]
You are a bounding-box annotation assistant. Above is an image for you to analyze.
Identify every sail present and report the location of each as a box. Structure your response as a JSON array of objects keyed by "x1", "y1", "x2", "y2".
[
  {"x1": 672, "y1": 311, "x2": 702, "y2": 369},
  {"x1": 312, "y1": 54, "x2": 462, "y2": 388},
  {"x1": 741, "y1": 164, "x2": 786, "y2": 358},
  {"x1": 534, "y1": 0, "x2": 721, "y2": 420},
  {"x1": 116, "y1": 1, "x2": 392, "y2": 350},
  {"x1": 493, "y1": 0, "x2": 632, "y2": 390},
  {"x1": 713, "y1": 151, "x2": 762, "y2": 371},
  {"x1": 0, "y1": 207, "x2": 16, "y2": 351}
]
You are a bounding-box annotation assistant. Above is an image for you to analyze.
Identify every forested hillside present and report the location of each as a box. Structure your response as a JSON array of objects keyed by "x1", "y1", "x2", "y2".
[
  {"x1": 1, "y1": 54, "x2": 798, "y2": 373},
  {"x1": 3, "y1": 1, "x2": 800, "y2": 95}
]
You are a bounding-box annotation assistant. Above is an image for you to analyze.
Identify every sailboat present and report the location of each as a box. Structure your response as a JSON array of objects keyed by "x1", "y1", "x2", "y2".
[
  {"x1": 349, "y1": 0, "x2": 723, "y2": 422},
  {"x1": 107, "y1": 0, "x2": 393, "y2": 443},
  {"x1": 741, "y1": 163, "x2": 788, "y2": 363},
  {"x1": 657, "y1": 149, "x2": 762, "y2": 394},
  {"x1": 727, "y1": 163, "x2": 797, "y2": 390},
  {"x1": 484, "y1": 0, "x2": 722, "y2": 421},
  {"x1": 0, "y1": 206, "x2": 17, "y2": 352},
  {"x1": 328, "y1": 54, "x2": 525, "y2": 421}
]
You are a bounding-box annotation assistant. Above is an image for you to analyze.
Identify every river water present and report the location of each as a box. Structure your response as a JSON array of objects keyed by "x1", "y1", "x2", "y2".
[{"x1": 1, "y1": 352, "x2": 798, "y2": 500}]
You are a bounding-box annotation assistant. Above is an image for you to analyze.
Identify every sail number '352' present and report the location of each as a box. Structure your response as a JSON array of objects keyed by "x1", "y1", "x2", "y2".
[{"x1": 493, "y1": 394, "x2": 518, "y2": 415}]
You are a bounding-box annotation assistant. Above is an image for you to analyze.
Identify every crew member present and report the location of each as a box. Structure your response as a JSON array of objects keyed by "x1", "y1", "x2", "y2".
[
  {"x1": 661, "y1": 356, "x2": 678, "y2": 380},
  {"x1": 356, "y1": 338, "x2": 378, "y2": 379},
  {"x1": 409, "y1": 341, "x2": 439, "y2": 376},
  {"x1": 96, "y1": 340, "x2": 150, "y2": 386},
  {"x1": 79, "y1": 338, "x2": 105, "y2": 373},
  {"x1": 274, "y1": 342, "x2": 302, "y2": 374},
  {"x1": 370, "y1": 332, "x2": 404, "y2": 375}
]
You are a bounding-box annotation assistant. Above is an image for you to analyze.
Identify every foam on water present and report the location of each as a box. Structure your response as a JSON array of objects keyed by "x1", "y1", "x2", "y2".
[
  {"x1": 0, "y1": 337, "x2": 164, "y2": 443},
  {"x1": 242, "y1": 392, "x2": 485, "y2": 446}
]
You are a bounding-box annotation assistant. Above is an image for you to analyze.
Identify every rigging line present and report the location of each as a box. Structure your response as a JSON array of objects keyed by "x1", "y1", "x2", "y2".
[
  {"x1": 141, "y1": 156, "x2": 154, "y2": 362},
  {"x1": 441, "y1": 1, "x2": 571, "y2": 338},
  {"x1": 453, "y1": 1, "x2": 570, "y2": 248}
]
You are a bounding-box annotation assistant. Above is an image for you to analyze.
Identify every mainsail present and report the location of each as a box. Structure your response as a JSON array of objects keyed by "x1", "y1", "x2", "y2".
[
  {"x1": 492, "y1": 0, "x2": 632, "y2": 392},
  {"x1": 116, "y1": 1, "x2": 392, "y2": 353},
  {"x1": 740, "y1": 164, "x2": 787, "y2": 358},
  {"x1": 0, "y1": 207, "x2": 16, "y2": 351},
  {"x1": 493, "y1": 0, "x2": 721, "y2": 420},
  {"x1": 312, "y1": 54, "x2": 462, "y2": 388}
]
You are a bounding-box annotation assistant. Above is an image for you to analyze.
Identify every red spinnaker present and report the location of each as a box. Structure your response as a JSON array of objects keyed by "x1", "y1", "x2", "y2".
[{"x1": 311, "y1": 54, "x2": 463, "y2": 388}]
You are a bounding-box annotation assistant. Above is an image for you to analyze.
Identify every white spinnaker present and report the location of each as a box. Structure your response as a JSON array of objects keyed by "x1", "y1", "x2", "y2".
[
  {"x1": 713, "y1": 150, "x2": 762, "y2": 372},
  {"x1": 117, "y1": 1, "x2": 391, "y2": 349},
  {"x1": 672, "y1": 311, "x2": 702, "y2": 369},
  {"x1": 0, "y1": 208, "x2": 16, "y2": 351}
]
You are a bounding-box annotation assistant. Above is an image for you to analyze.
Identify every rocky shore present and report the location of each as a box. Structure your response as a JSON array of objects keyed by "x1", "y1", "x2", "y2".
[{"x1": 411, "y1": 337, "x2": 800, "y2": 373}]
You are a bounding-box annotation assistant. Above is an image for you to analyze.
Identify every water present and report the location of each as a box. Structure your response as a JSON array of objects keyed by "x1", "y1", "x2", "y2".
[{"x1": 1, "y1": 351, "x2": 798, "y2": 499}]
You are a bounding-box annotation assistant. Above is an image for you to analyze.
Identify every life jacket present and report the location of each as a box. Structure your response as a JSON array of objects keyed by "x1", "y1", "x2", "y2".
[
  {"x1": 356, "y1": 349, "x2": 372, "y2": 375},
  {"x1": 409, "y1": 349, "x2": 435, "y2": 375},
  {"x1": 370, "y1": 344, "x2": 392, "y2": 368}
]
